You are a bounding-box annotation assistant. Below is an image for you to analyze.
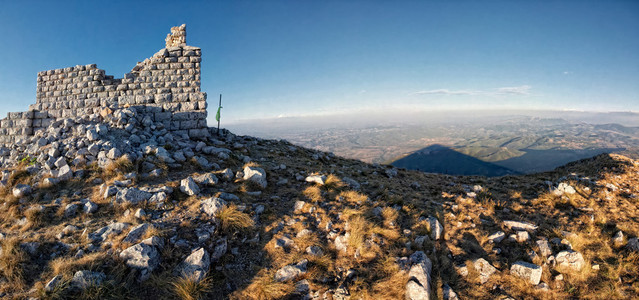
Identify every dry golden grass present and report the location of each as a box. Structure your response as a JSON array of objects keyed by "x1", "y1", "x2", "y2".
[
  {"x1": 235, "y1": 270, "x2": 294, "y2": 300},
  {"x1": 103, "y1": 156, "x2": 134, "y2": 178},
  {"x1": 323, "y1": 174, "x2": 346, "y2": 190},
  {"x1": 303, "y1": 186, "x2": 323, "y2": 202},
  {"x1": 0, "y1": 237, "x2": 27, "y2": 288},
  {"x1": 49, "y1": 252, "x2": 109, "y2": 276},
  {"x1": 170, "y1": 275, "x2": 212, "y2": 300},
  {"x1": 339, "y1": 190, "x2": 368, "y2": 205},
  {"x1": 381, "y1": 207, "x2": 399, "y2": 228},
  {"x1": 217, "y1": 204, "x2": 254, "y2": 233}
]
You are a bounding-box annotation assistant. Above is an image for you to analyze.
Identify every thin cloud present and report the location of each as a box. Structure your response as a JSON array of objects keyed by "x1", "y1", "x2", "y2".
[
  {"x1": 412, "y1": 85, "x2": 532, "y2": 97},
  {"x1": 412, "y1": 89, "x2": 480, "y2": 96},
  {"x1": 495, "y1": 85, "x2": 531, "y2": 95}
]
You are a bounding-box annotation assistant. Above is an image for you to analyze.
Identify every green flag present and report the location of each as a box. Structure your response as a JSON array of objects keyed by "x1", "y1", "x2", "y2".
[{"x1": 215, "y1": 105, "x2": 222, "y2": 122}]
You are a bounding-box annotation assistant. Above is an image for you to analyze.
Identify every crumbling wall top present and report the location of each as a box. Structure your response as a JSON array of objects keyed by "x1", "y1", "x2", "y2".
[{"x1": 165, "y1": 24, "x2": 187, "y2": 48}]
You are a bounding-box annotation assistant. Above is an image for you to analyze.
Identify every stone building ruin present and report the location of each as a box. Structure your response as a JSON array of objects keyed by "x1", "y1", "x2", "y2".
[{"x1": 0, "y1": 24, "x2": 208, "y2": 145}]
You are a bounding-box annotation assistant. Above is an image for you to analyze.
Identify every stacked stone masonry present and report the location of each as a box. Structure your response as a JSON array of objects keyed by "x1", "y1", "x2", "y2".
[{"x1": 0, "y1": 24, "x2": 208, "y2": 144}]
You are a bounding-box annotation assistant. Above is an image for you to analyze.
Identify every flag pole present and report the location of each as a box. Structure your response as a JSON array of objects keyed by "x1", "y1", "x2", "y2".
[{"x1": 217, "y1": 94, "x2": 222, "y2": 135}]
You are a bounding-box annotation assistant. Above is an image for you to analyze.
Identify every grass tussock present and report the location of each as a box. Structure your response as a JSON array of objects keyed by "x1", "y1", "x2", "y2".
[
  {"x1": 303, "y1": 186, "x2": 323, "y2": 203},
  {"x1": 339, "y1": 190, "x2": 368, "y2": 205},
  {"x1": 217, "y1": 204, "x2": 254, "y2": 233},
  {"x1": 323, "y1": 174, "x2": 346, "y2": 190},
  {"x1": 171, "y1": 275, "x2": 212, "y2": 300},
  {"x1": 104, "y1": 157, "x2": 134, "y2": 178},
  {"x1": 0, "y1": 237, "x2": 27, "y2": 287},
  {"x1": 49, "y1": 252, "x2": 109, "y2": 276},
  {"x1": 235, "y1": 270, "x2": 294, "y2": 300}
]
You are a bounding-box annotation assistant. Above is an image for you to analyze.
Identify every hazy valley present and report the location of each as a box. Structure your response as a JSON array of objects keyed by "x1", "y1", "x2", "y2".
[{"x1": 231, "y1": 111, "x2": 639, "y2": 176}]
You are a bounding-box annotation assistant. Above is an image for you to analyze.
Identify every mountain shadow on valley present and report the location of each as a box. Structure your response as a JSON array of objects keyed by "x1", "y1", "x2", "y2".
[
  {"x1": 391, "y1": 144, "x2": 519, "y2": 177},
  {"x1": 493, "y1": 147, "x2": 626, "y2": 173}
]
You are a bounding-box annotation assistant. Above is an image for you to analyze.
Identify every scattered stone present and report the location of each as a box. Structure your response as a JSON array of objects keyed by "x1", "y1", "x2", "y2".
[
  {"x1": 116, "y1": 188, "x2": 152, "y2": 204},
  {"x1": 406, "y1": 256, "x2": 432, "y2": 300},
  {"x1": 12, "y1": 184, "x2": 32, "y2": 198},
  {"x1": 123, "y1": 223, "x2": 150, "y2": 244},
  {"x1": 88, "y1": 222, "x2": 129, "y2": 243},
  {"x1": 612, "y1": 231, "x2": 625, "y2": 246},
  {"x1": 556, "y1": 250, "x2": 585, "y2": 271},
  {"x1": 503, "y1": 220, "x2": 538, "y2": 232},
  {"x1": 442, "y1": 284, "x2": 459, "y2": 300},
  {"x1": 64, "y1": 203, "x2": 79, "y2": 217},
  {"x1": 306, "y1": 245, "x2": 324, "y2": 256},
  {"x1": 84, "y1": 201, "x2": 98, "y2": 214},
  {"x1": 176, "y1": 248, "x2": 210, "y2": 282},
  {"x1": 515, "y1": 231, "x2": 530, "y2": 243},
  {"x1": 120, "y1": 242, "x2": 160, "y2": 281},
  {"x1": 553, "y1": 182, "x2": 576, "y2": 195},
  {"x1": 473, "y1": 258, "x2": 497, "y2": 284},
  {"x1": 293, "y1": 200, "x2": 306, "y2": 213},
  {"x1": 194, "y1": 173, "x2": 218, "y2": 186},
  {"x1": 488, "y1": 231, "x2": 505, "y2": 243},
  {"x1": 275, "y1": 259, "x2": 308, "y2": 282},
  {"x1": 334, "y1": 234, "x2": 349, "y2": 253},
  {"x1": 180, "y1": 177, "x2": 200, "y2": 196},
  {"x1": 71, "y1": 270, "x2": 106, "y2": 290},
  {"x1": 243, "y1": 166, "x2": 267, "y2": 188},
  {"x1": 305, "y1": 174, "x2": 327, "y2": 185},
  {"x1": 628, "y1": 237, "x2": 639, "y2": 251},
  {"x1": 536, "y1": 239, "x2": 552, "y2": 257},
  {"x1": 428, "y1": 216, "x2": 443, "y2": 240},
  {"x1": 201, "y1": 197, "x2": 227, "y2": 216},
  {"x1": 44, "y1": 275, "x2": 63, "y2": 292},
  {"x1": 510, "y1": 261, "x2": 542, "y2": 285}
]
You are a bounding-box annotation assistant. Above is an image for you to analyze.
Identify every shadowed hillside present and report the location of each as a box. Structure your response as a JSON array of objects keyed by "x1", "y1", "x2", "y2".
[{"x1": 391, "y1": 144, "x2": 520, "y2": 177}]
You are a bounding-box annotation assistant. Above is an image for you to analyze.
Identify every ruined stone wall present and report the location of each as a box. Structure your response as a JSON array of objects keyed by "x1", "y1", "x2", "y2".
[{"x1": 0, "y1": 25, "x2": 208, "y2": 145}]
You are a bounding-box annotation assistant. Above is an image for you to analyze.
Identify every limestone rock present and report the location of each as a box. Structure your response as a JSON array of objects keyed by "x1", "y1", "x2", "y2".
[
  {"x1": 120, "y1": 242, "x2": 160, "y2": 281},
  {"x1": 628, "y1": 237, "x2": 639, "y2": 251},
  {"x1": 488, "y1": 231, "x2": 505, "y2": 243},
  {"x1": 442, "y1": 284, "x2": 459, "y2": 300},
  {"x1": 180, "y1": 177, "x2": 200, "y2": 196},
  {"x1": 194, "y1": 173, "x2": 218, "y2": 186},
  {"x1": 503, "y1": 220, "x2": 538, "y2": 232},
  {"x1": 201, "y1": 197, "x2": 227, "y2": 216},
  {"x1": 510, "y1": 261, "x2": 542, "y2": 285},
  {"x1": 556, "y1": 250, "x2": 585, "y2": 271},
  {"x1": 406, "y1": 257, "x2": 432, "y2": 300},
  {"x1": 44, "y1": 275, "x2": 63, "y2": 292},
  {"x1": 428, "y1": 216, "x2": 443, "y2": 240},
  {"x1": 123, "y1": 223, "x2": 150, "y2": 244},
  {"x1": 176, "y1": 248, "x2": 210, "y2": 282},
  {"x1": 305, "y1": 174, "x2": 327, "y2": 185},
  {"x1": 84, "y1": 201, "x2": 98, "y2": 214},
  {"x1": 12, "y1": 184, "x2": 32, "y2": 198},
  {"x1": 612, "y1": 231, "x2": 625, "y2": 246},
  {"x1": 116, "y1": 188, "x2": 152, "y2": 204},
  {"x1": 243, "y1": 166, "x2": 267, "y2": 188},
  {"x1": 473, "y1": 258, "x2": 497, "y2": 284},
  {"x1": 89, "y1": 222, "x2": 129, "y2": 243},
  {"x1": 536, "y1": 239, "x2": 553, "y2": 257},
  {"x1": 275, "y1": 259, "x2": 308, "y2": 282},
  {"x1": 71, "y1": 270, "x2": 106, "y2": 290}
]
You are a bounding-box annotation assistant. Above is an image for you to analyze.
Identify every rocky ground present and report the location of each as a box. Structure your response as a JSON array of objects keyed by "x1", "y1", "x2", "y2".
[{"x1": 0, "y1": 109, "x2": 638, "y2": 299}]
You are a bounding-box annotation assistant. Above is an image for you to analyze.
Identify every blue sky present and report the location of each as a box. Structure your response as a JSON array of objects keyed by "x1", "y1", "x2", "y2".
[{"x1": 0, "y1": 0, "x2": 637, "y2": 124}]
